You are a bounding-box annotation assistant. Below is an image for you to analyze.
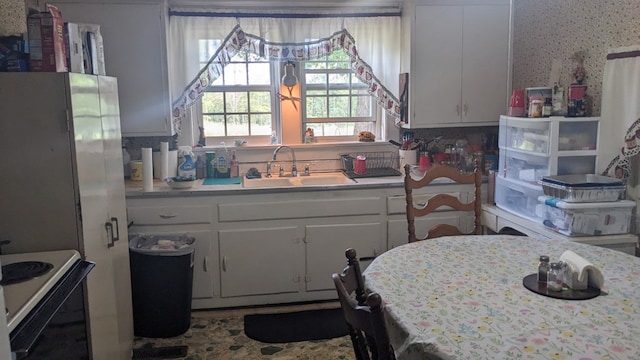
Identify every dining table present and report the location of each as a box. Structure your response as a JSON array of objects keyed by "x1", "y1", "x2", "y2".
[{"x1": 363, "y1": 235, "x2": 640, "y2": 360}]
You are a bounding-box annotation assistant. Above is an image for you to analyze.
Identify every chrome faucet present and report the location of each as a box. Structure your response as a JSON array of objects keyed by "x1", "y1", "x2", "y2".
[{"x1": 272, "y1": 145, "x2": 297, "y2": 177}]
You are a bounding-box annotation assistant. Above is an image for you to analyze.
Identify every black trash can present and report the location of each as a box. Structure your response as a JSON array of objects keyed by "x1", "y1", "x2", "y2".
[{"x1": 129, "y1": 234, "x2": 195, "y2": 338}]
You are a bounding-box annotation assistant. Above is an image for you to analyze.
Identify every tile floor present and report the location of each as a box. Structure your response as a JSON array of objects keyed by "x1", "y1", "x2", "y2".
[{"x1": 132, "y1": 301, "x2": 354, "y2": 359}]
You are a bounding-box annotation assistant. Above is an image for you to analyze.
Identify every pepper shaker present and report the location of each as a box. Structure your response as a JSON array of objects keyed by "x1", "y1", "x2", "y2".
[{"x1": 537, "y1": 255, "x2": 549, "y2": 283}]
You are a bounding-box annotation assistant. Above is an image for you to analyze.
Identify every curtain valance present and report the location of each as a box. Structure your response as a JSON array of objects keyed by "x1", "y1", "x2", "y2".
[{"x1": 169, "y1": 20, "x2": 401, "y2": 134}]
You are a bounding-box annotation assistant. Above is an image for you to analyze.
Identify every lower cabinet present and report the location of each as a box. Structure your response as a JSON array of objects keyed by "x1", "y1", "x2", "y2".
[
  {"x1": 304, "y1": 222, "x2": 382, "y2": 292},
  {"x1": 218, "y1": 226, "x2": 303, "y2": 298},
  {"x1": 126, "y1": 183, "x2": 478, "y2": 308}
]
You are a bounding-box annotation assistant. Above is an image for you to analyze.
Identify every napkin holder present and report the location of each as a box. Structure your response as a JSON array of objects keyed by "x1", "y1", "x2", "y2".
[{"x1": 558, "y1": 250, "x2": 604, "y2": 290}]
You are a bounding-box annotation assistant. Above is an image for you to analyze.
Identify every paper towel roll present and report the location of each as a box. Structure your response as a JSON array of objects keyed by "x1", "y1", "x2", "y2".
[
  {"x1": 153, "y1": 150, "x2": 177, "y2": 179},
  {"x1": 160, "y1": 142, "x2": 169, "y2": 180},
  {"x1": 142, "y1": 147, "x2": 153, "y2": 191}
]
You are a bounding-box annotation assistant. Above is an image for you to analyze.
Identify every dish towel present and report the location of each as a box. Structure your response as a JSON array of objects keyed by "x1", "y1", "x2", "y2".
[{"x1": 558, "y1": 250, "x2": 604, "y2": 290}]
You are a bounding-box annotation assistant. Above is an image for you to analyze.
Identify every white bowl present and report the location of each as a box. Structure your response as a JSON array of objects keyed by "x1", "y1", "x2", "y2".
[{"x1": 165, "y1": 176, "x2": 196, "y2": 189}]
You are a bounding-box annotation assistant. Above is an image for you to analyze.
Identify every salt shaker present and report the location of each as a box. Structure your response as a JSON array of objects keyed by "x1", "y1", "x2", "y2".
[
  {"x1": 547, "y1": 262, "x2": 563, "y2": 291},
  {"x1": 537, "y1": 255, "x2": 549, "y2": 283}
]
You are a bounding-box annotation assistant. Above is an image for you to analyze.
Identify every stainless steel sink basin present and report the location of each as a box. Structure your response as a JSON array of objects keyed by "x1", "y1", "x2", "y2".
[{"x1": 242, "y1": 172, "x2": 354, "y2": 188}]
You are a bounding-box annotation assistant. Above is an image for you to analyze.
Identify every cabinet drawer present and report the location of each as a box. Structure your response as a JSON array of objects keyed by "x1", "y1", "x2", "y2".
[
  {"x1": 218, "y1": 197, "x2": 381, "y2": 222},
  {"x1": 128, "y1": 206, "x2": 212, "y2": 225}
]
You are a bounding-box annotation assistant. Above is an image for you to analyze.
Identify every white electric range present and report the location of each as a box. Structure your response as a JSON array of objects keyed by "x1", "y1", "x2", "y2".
[{"x1": 0, "y1": 250, "x2": 93, "y2": 358}]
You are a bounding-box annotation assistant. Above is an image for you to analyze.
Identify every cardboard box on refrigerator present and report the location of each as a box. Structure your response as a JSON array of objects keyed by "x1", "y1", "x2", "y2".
[
  {"x1": 27, "y1": 4, "x2": 68, "y2": 72},
  {"x1": 64, "y1": 22, "x2": 84, "y2": 73}
]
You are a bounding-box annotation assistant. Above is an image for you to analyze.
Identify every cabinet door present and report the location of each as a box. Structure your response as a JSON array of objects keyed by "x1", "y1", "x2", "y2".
[
  {"x1": 412, "y1": 5, "x2": 463, "y2": 127},
  {"x1": 304, "y1": 223, "x2": 382, "y2": 292},
  {"x1": 461, "y1": 5, "x2": 510, "y2": 124},
  {"x1": 409, "y1": 3, "x2": 510, "y2": 128},
  {"x1": 218, "y1": 227, "x2": 303, "y2": 297},
  {"x1": 54, "y1": 2, "x2": 173, "y2": 136}
]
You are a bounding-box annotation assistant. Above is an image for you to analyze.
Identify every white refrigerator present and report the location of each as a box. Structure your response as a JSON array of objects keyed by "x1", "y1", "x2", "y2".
[{"x1": 0, "y1": 73, "x2": 134, "y2": 359}]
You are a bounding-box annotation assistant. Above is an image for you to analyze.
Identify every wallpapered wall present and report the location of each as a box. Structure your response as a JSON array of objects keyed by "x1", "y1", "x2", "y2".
[{"x1": 512, "y1": 0, "x2": 640, "y2": 116}]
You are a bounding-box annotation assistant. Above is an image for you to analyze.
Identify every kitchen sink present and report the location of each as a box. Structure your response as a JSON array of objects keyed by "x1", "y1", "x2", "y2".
[{"x1": 242, "y1": 172, "x2": 355, "y2": 188}]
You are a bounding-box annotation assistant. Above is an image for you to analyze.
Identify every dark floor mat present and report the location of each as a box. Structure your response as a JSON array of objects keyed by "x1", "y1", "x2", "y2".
[
  {"x1": 132, "y1": 345, "x2": 188, "y2": 359},
  {"x1": 244, "y1": 308, "x2": 349, "y2": 343}
]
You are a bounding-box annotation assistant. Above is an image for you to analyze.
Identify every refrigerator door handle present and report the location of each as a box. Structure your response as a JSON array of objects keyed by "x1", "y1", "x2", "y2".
[
  {"x1": 110, "y1": 217, "x2": 120, "y2": 241},
  {"x1": 105, "y1": 222, "x2": 114, "y2": 248}
]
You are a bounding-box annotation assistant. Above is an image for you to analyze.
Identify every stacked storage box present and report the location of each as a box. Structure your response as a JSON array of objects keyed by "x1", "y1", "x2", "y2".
[
  {"x1": 537, "y1": 175, "x2": 635, "y2": 236},
  {"x1": 495, "y1": 115, "x2": 600, "y2": 222}
]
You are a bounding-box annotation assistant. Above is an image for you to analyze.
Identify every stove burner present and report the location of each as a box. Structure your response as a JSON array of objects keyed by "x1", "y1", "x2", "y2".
[{"x1": 1, "y1": 261, "x2": 53, "y2": 285}]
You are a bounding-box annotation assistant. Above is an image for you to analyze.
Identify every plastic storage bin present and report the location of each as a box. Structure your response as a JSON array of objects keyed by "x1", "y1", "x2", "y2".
[
  {"x1": 537, "y1": 196, "x2": 635, "y2": 236},
  {"x1": 540, "y1": 174, "x2": 626, "y2": 202},
  {"x1": 495, "y1": 176, "x2": 544, "y2": 221},
  {"x1": 129, "y1": 234, "x2": 195, "y2": 338}
]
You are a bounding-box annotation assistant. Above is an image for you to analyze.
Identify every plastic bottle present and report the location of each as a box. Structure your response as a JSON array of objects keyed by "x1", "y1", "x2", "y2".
[
  {"x1": 230, "y1": 150, "x2": 239, "y2": 178},
  {"x1": 195, "y1": 154, "x2": 205, "y2": 179},
  {"x1": 270, "y1": 131, "x2": 278, "y2": 145},
  {"x1": 177, "y1": 146, "x2": 196, "y2": 179}
]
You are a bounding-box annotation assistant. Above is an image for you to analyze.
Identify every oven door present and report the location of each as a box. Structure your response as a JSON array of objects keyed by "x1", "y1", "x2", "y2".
[{"x1": 10, "y1": 260, "x2": 94, "y2": 359}]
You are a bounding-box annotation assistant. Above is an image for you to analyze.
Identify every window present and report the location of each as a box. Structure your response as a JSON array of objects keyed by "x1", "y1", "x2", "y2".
[
  {"x1": 198, "y1": 43, "x2": 375, "y2": 143},
  {"x1": 302, "y1": 50, "x2": 376, "y2": 140},
  {"x1": 200, "y1": 41, "x2": 276, "y2": 142}
]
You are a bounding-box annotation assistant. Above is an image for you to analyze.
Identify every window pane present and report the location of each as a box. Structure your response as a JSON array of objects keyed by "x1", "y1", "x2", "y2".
[
  {"x1": 202, "y1": 92, "x2": 224, "y2": 113},
  {"x1": 225, "y1": 92, "x2": 248, "y2": 112},
  {"x1": 306, "y1": 97, "x2": 327, "y2": 118},
  {"x1": 251, "y1": 114, "x2": 273, "y2": 135},
  {"x1": 204, "y1": 115, "x2": 226, "y2": 136},
  {"x1": 306, "y1": 90, "x2": 326, "y2": 96},
  {"x1": 305, "y1": 73, "x2": 326, "y2": 85},
  {"x1": 329, "y1": 89, "x2": 349, "y2": 95},
  {"x1": 227, "y1": 114, "x2": 249, "y2": 136},
  {"x1": 328, "y1": 96, "x2": 349, "y2": 117},
  {"x1": 249, "y1": 92, "x2": 271, "y2": 112},
  {"x1": 248, "y1": 63, "x2": 270, "y2": 85},
  {"x1": 352, "y1": 96, "x2": 372, "y2": 117},
  {"x1": 305, "y1": 60, "x2": 326, "y2": 70},
  {"x1": 329, "y1": 73, "x2": 349, "y2": 84},
  {"x1": 224, "y1": 63, "x2": 247, "y2": 85}
]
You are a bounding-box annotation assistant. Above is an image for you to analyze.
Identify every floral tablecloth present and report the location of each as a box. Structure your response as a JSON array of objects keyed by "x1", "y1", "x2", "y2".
[{"x1": 363, "y1": 235, "x2": 640, "y2": 360}]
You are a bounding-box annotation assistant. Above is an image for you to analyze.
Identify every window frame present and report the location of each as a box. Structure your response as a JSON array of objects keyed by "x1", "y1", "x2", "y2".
[
  {"x1": 300, "y1": 52, "x2": 379, "y2": 142},
  {"x1": 196, "y1": 49, "x2": 378, "y2": 145}
]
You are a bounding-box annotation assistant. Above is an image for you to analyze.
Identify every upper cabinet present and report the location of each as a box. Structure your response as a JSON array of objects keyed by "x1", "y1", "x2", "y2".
[
  {"x1": 54, "y1": 1, "x2": 174, "y2": 137},
  {"x1": 401, "y1": 0, "x2": 512, "y2": 128}
]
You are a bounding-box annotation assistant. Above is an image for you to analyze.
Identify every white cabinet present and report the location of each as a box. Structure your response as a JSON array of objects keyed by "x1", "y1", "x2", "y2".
[
  {"x1": 402, "y1": 1, "x2": 511, "y2": 128},
  {"x1": 127, "y1": 184, "x2": 486, "y2": 308},
  {"x1": 215, "y1": 191, "x2": 385, "y2": 306},
  {"x1": 54, "y1": 1, "x2": 173, "y2": 136},
  {"x1": 218, "y1": 226, "x2": 303, "y2": 298},
  {"x1": 304, "y1": 223, "x2": 382, "y2": 292}
]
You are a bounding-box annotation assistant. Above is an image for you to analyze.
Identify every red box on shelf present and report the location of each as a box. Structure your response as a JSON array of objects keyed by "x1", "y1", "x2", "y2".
[{"x1": 569, "y1": 85, "x2": 587, "y2": 100}]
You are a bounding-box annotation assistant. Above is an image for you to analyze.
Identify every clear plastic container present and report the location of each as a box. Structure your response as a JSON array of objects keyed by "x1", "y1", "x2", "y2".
[{"x1": 540, "y1": 174, "x2": 625, "y2": 202}]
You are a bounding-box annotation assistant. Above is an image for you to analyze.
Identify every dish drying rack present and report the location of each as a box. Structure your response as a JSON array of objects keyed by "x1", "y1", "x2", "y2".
[{"x1": 341, "y1": 151, "x2": 402, "y2": 178}]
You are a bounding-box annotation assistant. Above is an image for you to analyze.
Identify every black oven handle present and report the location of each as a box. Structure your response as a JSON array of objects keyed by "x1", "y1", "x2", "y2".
[{"x1": 9, "y1": 260, "x2": 95, "y2": 358}]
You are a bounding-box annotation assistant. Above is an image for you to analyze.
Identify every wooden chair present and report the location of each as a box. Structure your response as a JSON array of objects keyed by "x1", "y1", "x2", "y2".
[
  {"x1": 332, "y1": 248, "x2": 395, "y2": 360},
  {"x1": 404, "y1": 161, "x2": 482, "y2": 242}
]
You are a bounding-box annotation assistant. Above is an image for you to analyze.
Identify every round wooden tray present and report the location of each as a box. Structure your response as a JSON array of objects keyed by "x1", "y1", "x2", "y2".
[{"x1": 522, "y1": 273, "x2": 600, "y2": 300}]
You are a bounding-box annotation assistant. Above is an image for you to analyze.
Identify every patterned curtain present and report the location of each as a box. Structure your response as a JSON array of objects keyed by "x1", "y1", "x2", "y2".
[{"x1": 171, "y1": 24, "x2": 400, "y2": 134}]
